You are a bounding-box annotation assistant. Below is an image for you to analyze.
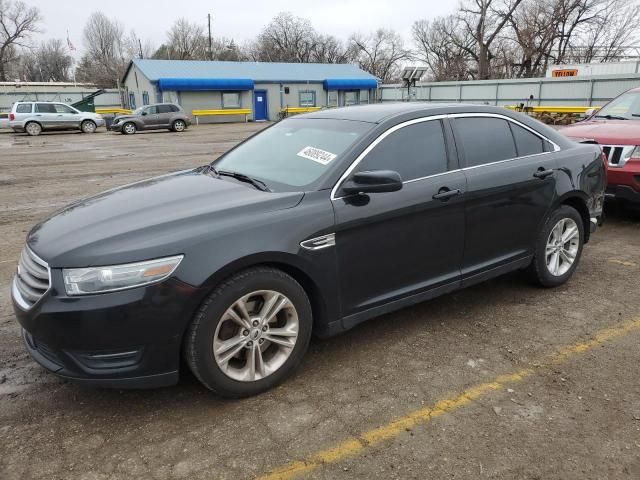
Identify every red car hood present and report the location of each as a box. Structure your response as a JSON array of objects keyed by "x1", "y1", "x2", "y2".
[{"x1": 560, "y1": 120, "x2": 640, "y2": 145}]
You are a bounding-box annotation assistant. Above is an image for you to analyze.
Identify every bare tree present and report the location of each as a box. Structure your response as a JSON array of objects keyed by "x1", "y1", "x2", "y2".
[
  {"x1": 76, "y1": 12, "x2": 127, "y2": 87},
  {"x1": 20, "y1": 39, "x2": 72, "y2": 81},
  {"x1": 349, "y1": 29, "x2": 410, "y2": 82},
  {"x1": 166, "y1": 18, "x2": 207, "y2": 60},
  {"x1": 0, "y1": 0, "x2": 41, "y2": 81},
  {"x1": 312, "y1": 34, "x2": 354, "y2": 63},
  {"x1": 412, "y1": 16, "x2": 475, "y2": 80},
  {"x1": 457, "y1": 0, "x2": 524, "y2": 79},
  {"x1": 567, "y1": 0, "x2": 640, "y2": 63},
  {"x1": 253, "y1": 12, "x2": 317, "y2": 62}
]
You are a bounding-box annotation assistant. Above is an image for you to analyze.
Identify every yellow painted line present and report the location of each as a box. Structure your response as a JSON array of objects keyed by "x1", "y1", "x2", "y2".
[
  {"x1": 608, "y1": 259, "x2": 638, "y2": 267},
  {"x1": 257, "y1": 317, "x2": 640, "y2": 480}
]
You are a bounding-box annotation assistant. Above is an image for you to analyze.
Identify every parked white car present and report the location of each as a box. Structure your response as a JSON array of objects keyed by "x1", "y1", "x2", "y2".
[{"x1": 9, "y1": 101, "x2": 105, "y2": 136}]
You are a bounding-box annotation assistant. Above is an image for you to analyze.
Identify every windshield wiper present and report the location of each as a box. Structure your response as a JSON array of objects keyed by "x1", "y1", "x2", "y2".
[
  {"x1": 211, "y1": 166, "x2": 270, "y2": 192},
  {"x1": 595, "y1": 114, "x2": 628, "y2": 120}
]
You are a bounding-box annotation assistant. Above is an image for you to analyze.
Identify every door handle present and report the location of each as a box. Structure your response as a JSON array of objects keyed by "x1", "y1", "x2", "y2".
[
  {"x1": 533, "y1": 168, "x2": 554, "y2": 179},
  {"x1": 433, "y1": 188, "x2": 461, "y2": 201}
]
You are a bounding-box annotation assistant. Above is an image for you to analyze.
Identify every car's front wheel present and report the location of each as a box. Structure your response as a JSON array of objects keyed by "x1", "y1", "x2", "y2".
[
  {"x1": 526, "y1": 205, "x2": 584, "y2": 287},
  {"x1": 122, "y1": 122, "x2": 136, "y2": 135},
  {"x1": 171, "y1": 119, "x2": 186, "y2": 132},
  {"x1": 80, "y1": 120, "x2": 97, "y2": 134},
  {"x1": 185, "y1": 267, "x2": 312, "y2": 397}
]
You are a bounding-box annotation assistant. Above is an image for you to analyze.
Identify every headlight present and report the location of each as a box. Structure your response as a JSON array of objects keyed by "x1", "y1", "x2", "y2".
[
  {"x1": 63, "y1": 255, "x2": 183, "y2": 295},
  {"x1": 112, "y1": 118, "x2": 121, "y2": 124}
]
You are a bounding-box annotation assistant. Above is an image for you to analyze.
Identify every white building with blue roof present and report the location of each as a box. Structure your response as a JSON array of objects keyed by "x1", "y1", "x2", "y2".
[{"x1": 122, "y1": 59, "x2": 379, "y2": 122}]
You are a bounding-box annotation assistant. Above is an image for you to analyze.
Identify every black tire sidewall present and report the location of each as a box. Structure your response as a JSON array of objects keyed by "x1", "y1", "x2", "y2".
[
  {"x1": 123, "y1": 122, "x2": 136, "y2": 134},
  {"x1": 532, "y1": 205, "x2": 584, "y2": 287},
  {"x1": 187, "y1": 268, "x2": 312, "y2": 397}
]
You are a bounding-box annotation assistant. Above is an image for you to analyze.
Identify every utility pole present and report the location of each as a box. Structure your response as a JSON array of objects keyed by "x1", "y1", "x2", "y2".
[{"x1": 207, "y1": 13, "x2": 213, "y2": 61}]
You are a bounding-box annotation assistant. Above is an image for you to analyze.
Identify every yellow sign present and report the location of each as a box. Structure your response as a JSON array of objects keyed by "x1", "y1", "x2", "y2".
[{"x1": 552, "y1": 69, "x2": 578, "y2": 77}]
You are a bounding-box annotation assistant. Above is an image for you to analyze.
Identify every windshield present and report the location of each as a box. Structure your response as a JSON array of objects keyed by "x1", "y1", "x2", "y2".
[
  {"x1": 213, "y1": 118, "x2": 372, "y2": 191},
  {"x1": 133, "y1": 107, "x2": 145, "y2": 115},
  {"x1": 596, "y1": 91, "x2": 640, "y2": 120}
]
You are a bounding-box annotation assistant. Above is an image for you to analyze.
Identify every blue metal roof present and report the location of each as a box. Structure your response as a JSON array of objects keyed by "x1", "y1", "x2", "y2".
[
  {"x1": 129, "y1": 59, "x2": 378, "y2": 85},
  {"x1": 324, "y1": 78, "x2": 378, "y2": 90}
]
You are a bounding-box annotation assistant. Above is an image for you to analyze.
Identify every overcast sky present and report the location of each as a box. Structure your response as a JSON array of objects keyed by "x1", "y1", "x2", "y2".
[{"x1": 28, "y1": 0, "x2": 457, "y2": 54}]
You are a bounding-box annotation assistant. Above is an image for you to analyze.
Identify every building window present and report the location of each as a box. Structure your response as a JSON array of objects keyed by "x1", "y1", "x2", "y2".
[
  {"x1": 222, "y1": 92, "x2": 241, "y2": 109},
  {"x1": 142, "y1": 91, "x2": 149, "y2": 105},
  {"x1": 129, "y1": 92, "x2": 136, "y2": 109},
  {"x1": 360, "y1": 89, "x2": 369, "y2": 104},
  {"x1": 299, "y1": 90, "x2": 316, "y2": 107},
  {"x1": 344, "y1": 91, "x2": 359, "y2": 106}
]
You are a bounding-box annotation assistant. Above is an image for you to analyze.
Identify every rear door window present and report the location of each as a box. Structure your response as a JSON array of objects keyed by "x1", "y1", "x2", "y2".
[
  {"x1": 509, "y1": 123, "x2": 546, "y2": 156},
  {"x1": 356, "y1": 120, "x2": 448, "y2": 181},
  {"x1": 455, "y1": 117, "x2": 517, "y2": 167},
  {"x1": 157, "y1": 105, "x2": 173, "y2": 114},
  {"x1": 35, "y1": 103, "x2": 57, "y2": 113},
  {"x1": 16, "y1": 104, "x2": 32, "y2": 113}
]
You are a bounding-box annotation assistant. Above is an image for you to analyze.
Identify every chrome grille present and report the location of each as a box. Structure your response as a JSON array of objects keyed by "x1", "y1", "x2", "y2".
[
  {"x1": 12, "y1": 247, "x2": 50, "y2": 309},
  {"x1": 601, "y1": 145, "x2": 635, "y2": 168}
]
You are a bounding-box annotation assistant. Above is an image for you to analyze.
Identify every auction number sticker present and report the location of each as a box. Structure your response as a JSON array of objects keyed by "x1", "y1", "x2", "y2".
[{"x1": 297, "y1": 146, "x2": 337, "y2": 165}]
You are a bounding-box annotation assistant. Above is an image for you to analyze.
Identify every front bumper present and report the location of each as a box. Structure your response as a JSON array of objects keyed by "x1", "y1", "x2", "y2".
[
  {"x1": 12, "y1": 275, "x2": 206, "y2": 389},
  {"x1": 606, "y1": 160, "x2": 640, "y2": 204},
  {"x1": 109, "y1": 122, "x2": 124, "y2": 132}
]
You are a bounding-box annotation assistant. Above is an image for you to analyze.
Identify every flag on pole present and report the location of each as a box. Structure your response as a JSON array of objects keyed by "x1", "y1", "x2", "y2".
[{"x1": 67, "y1": 30, "x2": 76, "y2": 51}]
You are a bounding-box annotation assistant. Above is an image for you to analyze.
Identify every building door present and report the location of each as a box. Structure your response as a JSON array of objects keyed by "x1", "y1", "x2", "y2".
[{"x1": 254, "y1": 90, "x2": 267, "y2": 121}]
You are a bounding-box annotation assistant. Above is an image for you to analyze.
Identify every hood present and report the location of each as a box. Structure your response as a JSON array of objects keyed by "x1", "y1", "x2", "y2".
[
  {"x1": 113, "y1": 114, "x2": 137, "y2": 122},
  {"x1": 28, "y1": 169, "x2": 304, "y2": 267},
  {"x1": 560, "y1": 119, "x2": 640, "y2": 145}
]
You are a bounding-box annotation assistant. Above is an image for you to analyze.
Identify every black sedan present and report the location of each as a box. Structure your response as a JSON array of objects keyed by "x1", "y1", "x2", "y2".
[{"x1": 12, "y1": 103, "x2": 606, "y2": 397}]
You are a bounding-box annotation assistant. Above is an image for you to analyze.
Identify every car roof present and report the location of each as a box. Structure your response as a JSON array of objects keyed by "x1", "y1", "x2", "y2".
[{"x1": 300, "y1": 102, "x2": 514, "y2": 123}]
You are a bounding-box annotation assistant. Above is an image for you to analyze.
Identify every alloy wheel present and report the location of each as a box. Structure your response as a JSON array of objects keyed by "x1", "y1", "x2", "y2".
[
  {"x1": 213, "y1": 290, "x2": 299, "y2": 382},
  {"x1": 82, "y1": 120, "x2": 96, "y2": 133},
  {"x1": 123, "y1": 123, "x2": 136, "y2": 134},
  {"x1": 545, "y1": 218, "x2": 580, "y2": 276},
  {"x1": 25, "y1": 122, "x2": 41, "y2": 136},
  {"x1": 174, "y1": 120, "x2": 185, "y2": 132}
]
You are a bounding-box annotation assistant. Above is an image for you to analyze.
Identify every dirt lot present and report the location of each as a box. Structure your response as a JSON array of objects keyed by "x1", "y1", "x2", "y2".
[{"x1": 1, "y1": 124, "x2": 640, "y2": 480}]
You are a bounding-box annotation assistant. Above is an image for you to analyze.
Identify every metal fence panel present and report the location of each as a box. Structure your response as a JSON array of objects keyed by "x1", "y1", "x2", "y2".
[{"x1": 380, "y1": 74, "x2": 640, "y2": 106}]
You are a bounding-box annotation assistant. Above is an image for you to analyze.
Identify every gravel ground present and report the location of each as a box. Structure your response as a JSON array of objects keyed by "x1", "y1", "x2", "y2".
[{"x1": 1, "y1": 125, "x2": 639, "y2": 480}]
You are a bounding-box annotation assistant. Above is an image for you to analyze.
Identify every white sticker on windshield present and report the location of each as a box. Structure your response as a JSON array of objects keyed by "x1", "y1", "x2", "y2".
[{"x1": 297, "y1": 146, "x2": 337, "y2": 165}]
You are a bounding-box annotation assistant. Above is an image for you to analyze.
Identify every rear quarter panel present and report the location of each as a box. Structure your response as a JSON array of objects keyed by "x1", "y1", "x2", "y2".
[{"x1": 554, "y1": 142, "x2": 606, "y2": 217}]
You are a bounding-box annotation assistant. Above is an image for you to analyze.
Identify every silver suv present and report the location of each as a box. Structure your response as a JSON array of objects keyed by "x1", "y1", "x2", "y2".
[
  {"x1": 9, "y1": 101, "x2": 106, "y2": 136},
  {"x1": 109, "y1": 103, "x2": 191, "y2": 134}
]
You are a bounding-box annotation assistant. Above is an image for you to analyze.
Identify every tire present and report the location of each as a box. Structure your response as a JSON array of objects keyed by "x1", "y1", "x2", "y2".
[
  {"x1": 122, "y1": 122, "x2": 136, "y2": 135},
  {"x1": 526, "y1": 205, "x2": 584, "y2": 287},
  {"x1": 185, "y1": 267, "x2": 312, "y2": 398},
  {"x1": 80, "y1": 120, "x2": 97, "y2": 133},
  {"x1": 25, "y1": 122, "x2": 42, "y2": 136},
  {"x1": 172, "y1": 119, "x2": 186, "y2": 132}
]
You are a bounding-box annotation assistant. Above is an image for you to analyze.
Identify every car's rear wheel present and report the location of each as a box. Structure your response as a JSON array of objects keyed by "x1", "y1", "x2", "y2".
[
  {"x1": 526, "y1": 205, "x2": 584, "y2": 287},
  {"x1": 25, "y1": 121, "x2": 42, "y2": 136},
  {"x1": 172, "y1": 119, "x2": 186, "y2": 132},
  {"x1": 80, "y1": 120, "x2": 97, "y2": 133},
  {"x1": 185, "y1": 267, "x2": 312, "y2": 398},
  {"x1": 122, "y1": 122, "x2": 136, "y2": 135}
]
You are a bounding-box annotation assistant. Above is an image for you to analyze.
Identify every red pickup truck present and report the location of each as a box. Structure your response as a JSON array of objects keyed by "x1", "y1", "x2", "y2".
[{"x1": 561, "y1": 87, "x2": 640, "y2": 206}]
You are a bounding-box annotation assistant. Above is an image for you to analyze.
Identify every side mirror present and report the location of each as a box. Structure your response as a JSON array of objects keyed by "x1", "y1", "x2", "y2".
[
  {"x1": 584, "y1": 108, "x2": 595, "y2": 118},
  {"x1": 342, "y1": 170, "x2": 403, "y2": 195},
  {"x1": 141, "y1": 111, "x2": 148, "y2": 116}
]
